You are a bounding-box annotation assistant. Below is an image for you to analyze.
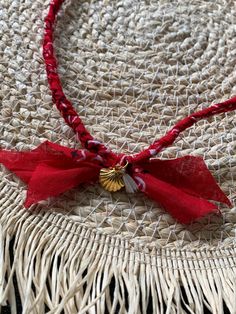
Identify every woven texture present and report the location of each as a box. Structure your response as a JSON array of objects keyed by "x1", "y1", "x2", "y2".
[{"x1": 0, "y1": 0, "x2": 236, "y2": 312}]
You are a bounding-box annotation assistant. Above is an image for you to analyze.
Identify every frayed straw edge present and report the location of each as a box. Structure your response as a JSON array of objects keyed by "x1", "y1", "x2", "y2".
[{"x1": 0, "y1": 192, "x2": 236, "y2": 313}]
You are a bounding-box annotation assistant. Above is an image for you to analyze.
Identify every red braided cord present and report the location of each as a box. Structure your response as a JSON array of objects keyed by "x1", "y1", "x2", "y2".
[
  {"x1": 43, "y1": 0, "x2": 120, "y2": 166},
  {"x1": 127, "y1": 96, "x2": 236, "y2": 164},
  {"x1": 43, "y1": 0, "x2": 236, "y2": 165}
]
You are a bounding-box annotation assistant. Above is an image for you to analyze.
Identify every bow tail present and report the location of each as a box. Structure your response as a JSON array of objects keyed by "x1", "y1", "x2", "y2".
[
  {"x1": 0, "y1": 149, "x2": 50, "y2": 183},
  {"x1": 24, "y1": 161, "x2": 101, "y2": 207},
  {"x1": 136, "y1": 173, "x2": 221, "y2": 224},
  {"x1": 0, "y1": 141, "x2": 77, "y2": 184},
  {"x1": 139, "y1": 156, "x2": 231, "y2": 206},
  {"x1": 0, "y1": 142, "x2": 101, "y2": 207}
]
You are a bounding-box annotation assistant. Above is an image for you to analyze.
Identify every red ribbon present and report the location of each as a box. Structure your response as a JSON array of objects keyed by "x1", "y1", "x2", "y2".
[{"x1": 0, "y1": 140, "x2": 231, "y2": 224}]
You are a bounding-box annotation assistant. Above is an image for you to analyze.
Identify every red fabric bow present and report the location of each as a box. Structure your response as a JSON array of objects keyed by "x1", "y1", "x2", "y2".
[{"x1": 0, "y1": 141, "x2": 231, "y2": 224}]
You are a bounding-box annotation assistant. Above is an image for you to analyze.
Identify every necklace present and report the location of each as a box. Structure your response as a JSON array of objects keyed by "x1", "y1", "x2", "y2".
[{"x1": 0, "y1": 0, "x2": 235, "y2": 224}]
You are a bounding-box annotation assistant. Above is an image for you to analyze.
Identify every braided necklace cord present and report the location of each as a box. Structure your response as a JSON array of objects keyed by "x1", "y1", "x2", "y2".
[
  {"x1": 43, "y1": 0, "x2": 236, "y2": 166},
  {"x1": 1, "y1": 0, "x2": 236, "y2": 223}
]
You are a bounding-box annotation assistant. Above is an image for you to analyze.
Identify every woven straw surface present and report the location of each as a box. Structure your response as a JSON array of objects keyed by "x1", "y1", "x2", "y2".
[{"x1": 1, "y1": 0, "x2": 236, "y2": 252}]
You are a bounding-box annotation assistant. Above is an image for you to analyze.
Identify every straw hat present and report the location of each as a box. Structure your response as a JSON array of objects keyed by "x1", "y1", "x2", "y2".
[{"x1": 0, "y1": 0, "x2": 236, "y2": 313}]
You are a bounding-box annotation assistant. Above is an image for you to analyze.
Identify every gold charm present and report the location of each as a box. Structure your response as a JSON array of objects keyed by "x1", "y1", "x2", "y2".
[{"x1": 99, "y1": 165, "x2": 126, "y2": 192}]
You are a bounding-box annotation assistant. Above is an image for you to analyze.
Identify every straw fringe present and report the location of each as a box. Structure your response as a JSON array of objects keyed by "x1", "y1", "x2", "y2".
[{"x1": 1, "y1": 188, "x2": 236, "y2": 313}]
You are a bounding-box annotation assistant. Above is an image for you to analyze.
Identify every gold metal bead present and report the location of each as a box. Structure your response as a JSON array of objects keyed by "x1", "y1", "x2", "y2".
[{"x1": 99, "y1": 165, "x2": 126, "y2": 192}]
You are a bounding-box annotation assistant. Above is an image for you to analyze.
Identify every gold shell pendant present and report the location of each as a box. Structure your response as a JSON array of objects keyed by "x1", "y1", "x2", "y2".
[{"x1": 99, "y1": 165, "x2": 125, "y2": 192}]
